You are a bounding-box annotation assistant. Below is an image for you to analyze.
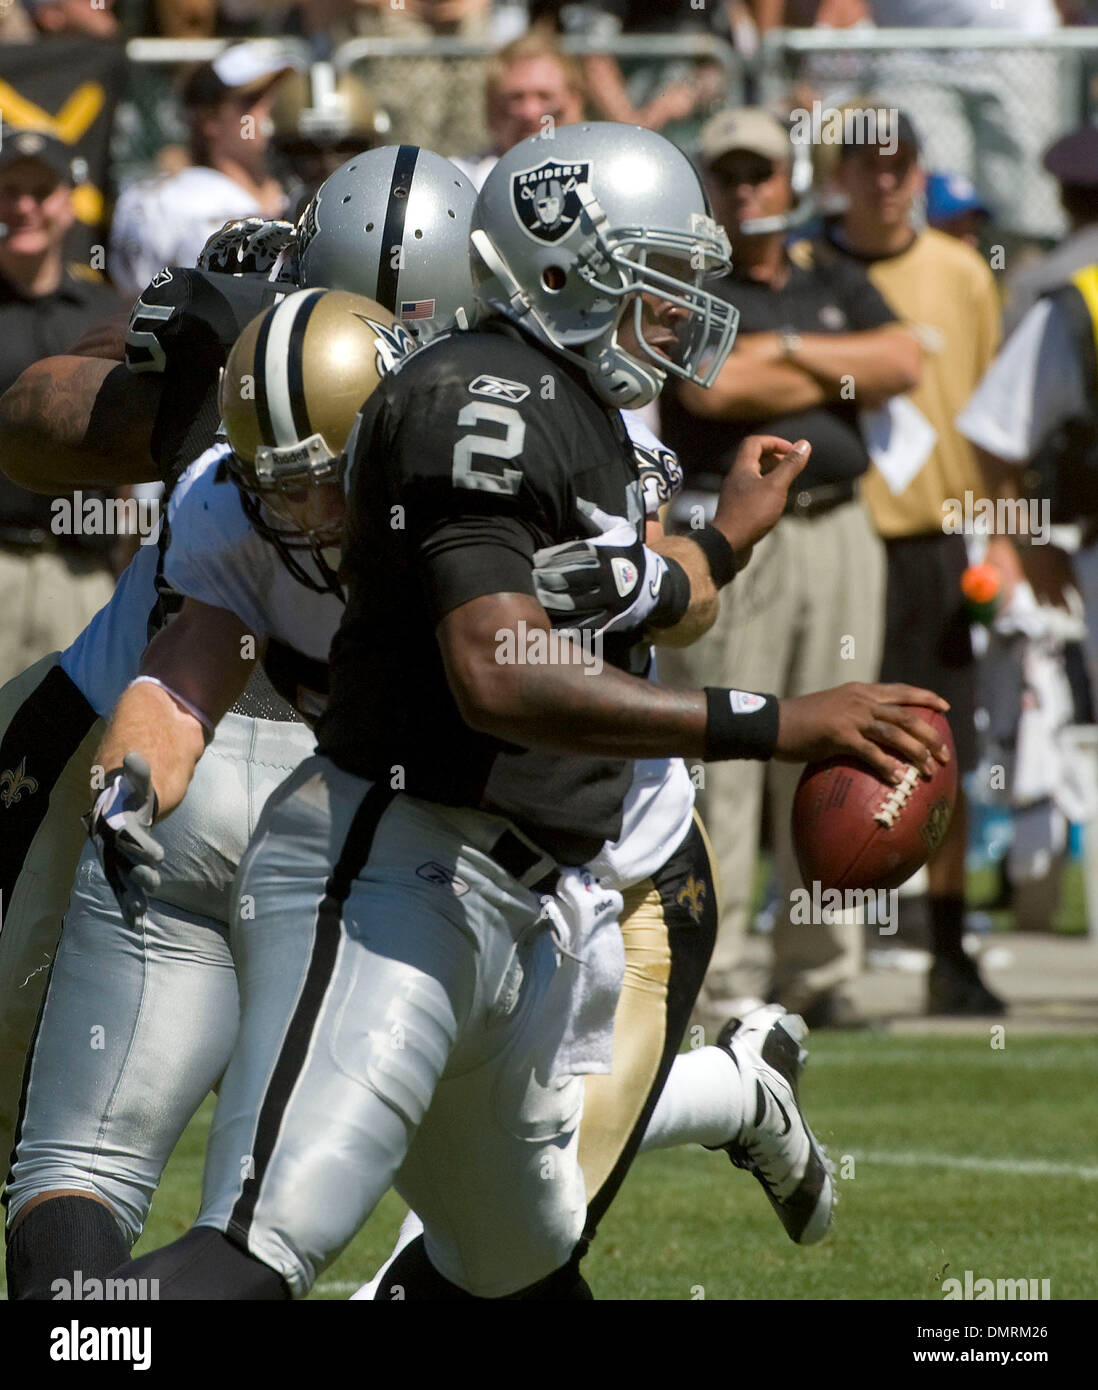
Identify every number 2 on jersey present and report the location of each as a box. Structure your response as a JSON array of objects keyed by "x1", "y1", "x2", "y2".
[{"x1": 451, "y1": 402, "x2": 526, "y2": 495}]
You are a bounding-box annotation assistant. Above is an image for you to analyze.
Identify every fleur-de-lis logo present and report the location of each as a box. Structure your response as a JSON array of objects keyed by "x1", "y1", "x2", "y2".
[
  {"x1": 676, "y1": 874, "x2": 707, "y2": 925},
  {"x1": 0, "y1": 756, "x2": 38, "y2": 809}
]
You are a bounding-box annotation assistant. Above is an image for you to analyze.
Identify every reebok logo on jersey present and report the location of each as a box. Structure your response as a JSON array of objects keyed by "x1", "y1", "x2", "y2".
[
  {"x1": 150, "y1": 266, "x2": 172, "y2": 288},
  {"x1": 611, "y1": 556, "x2": 638, "y2": 597},
  {"x1": 416, "y1": 862, "x2": 470, "y2": 896},
  {"x1": 468, "y1": 374, "x2": 530, "y2": 404}
]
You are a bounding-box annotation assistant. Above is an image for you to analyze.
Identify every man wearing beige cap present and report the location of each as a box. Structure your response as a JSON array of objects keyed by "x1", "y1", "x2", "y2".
[
  {"x1": 109, "y1": 45, "x2": 296, "y2": 297},
  {"x1": 660, "y1": 107, "x2": 923, "y2": 1028}
]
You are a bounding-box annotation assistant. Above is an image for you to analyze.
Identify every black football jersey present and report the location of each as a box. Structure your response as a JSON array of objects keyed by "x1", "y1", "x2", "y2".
[
  {"x1": 127, "y1": 266, "x2": 297, "y2": 720},
  {"x1": 125, "y1": 266, "x2": 282, "y2": 487},
  {"x1": 317, "y1": 321, "x2": 648, "y2": 863}
]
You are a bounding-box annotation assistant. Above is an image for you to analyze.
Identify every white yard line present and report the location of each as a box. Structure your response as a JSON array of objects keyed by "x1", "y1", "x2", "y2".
[
  {"x1": 813, "y1": 1047, "x2": 1092, "y2": 1068},
  {"x1": 854, "y1": 1149, "x2": 1098, "y2": 1181}
]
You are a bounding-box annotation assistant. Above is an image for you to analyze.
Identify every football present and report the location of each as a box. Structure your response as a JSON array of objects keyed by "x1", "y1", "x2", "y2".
[{"x1": 791, "y1": 709, "x2": 958, "y2": 893}]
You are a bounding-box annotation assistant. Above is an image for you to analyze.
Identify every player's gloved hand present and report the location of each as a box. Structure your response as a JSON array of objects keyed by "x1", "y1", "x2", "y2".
[
  {"x1": 533, "y1": 508, "x2": 688, "y2": 636},
  {"x1": 197, "y1": 217, "x2": 296, "y2": 278},
  {"x1": 84, "y1": 752, "x2": 164, "y2": 929}
]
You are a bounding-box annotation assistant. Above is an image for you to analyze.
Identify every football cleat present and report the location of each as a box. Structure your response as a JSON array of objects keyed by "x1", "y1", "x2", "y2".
[{"x1": 713, "y1": 1003, "x2": 834, "y2": 1245}]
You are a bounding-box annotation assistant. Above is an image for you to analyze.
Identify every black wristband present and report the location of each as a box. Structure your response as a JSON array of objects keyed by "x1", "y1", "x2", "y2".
[
  {"x1": 647, "y1": 556, "x2": 691, "y2": 629},
  {"x1": 691, "y1": 525, "x2": 738, "y2": 589},
  {"x1": 704, "y1": 687, "x2": 780, "y2": 761}
]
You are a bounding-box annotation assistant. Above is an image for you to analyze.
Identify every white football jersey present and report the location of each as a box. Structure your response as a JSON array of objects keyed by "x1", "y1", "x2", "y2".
[
  {"x1": 604, "y1": 413, "x2": 695, "y2": 888},
  {"x1": 164, "y1": 447, "x2": 343, "y2": 721},
  {"x1": 59, "y1": 541, "x2": 166, "y2": 717},
  {"x1": 109, "y1": 167, "x2": 283, "y2": 300}
]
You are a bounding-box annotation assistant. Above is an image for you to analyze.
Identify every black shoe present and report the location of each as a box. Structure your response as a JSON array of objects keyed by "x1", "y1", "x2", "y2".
[
  {"x1": 927, "y1": 955, "x2": 1007, "y2": 1017},
  {"x1": 799, "y1": 990, "x2": 870, "y2": 1031}
]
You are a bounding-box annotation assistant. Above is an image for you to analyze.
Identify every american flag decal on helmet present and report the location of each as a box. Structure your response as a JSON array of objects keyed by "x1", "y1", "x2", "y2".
[{"x1": 400, "y1": 299, "x2": 436, "y2": 321}]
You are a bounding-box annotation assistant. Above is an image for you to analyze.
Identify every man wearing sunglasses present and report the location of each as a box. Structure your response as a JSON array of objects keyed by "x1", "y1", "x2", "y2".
[{"x1": 660, "y1": 107, "x2": 924, "y2": 1032}]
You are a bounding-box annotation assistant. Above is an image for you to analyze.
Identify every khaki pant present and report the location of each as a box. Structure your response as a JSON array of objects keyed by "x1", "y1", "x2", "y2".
[
  {"x1": 0, "y1": 547, "x2": 115, "y2": 688},
  {"x1": 660, "y1": 498, "x2": 886, "y2": 1010}
]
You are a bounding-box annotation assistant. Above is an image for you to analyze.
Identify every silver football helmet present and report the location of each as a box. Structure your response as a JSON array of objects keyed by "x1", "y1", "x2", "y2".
[
  {"x1": 471, "y1": 123, "x2": 739, "y2": 408},
  {"x1": 296, "y1": 145, "x2": 477, "y2": 341}
]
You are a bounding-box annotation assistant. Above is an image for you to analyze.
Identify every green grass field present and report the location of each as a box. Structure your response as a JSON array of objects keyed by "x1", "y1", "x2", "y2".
[{"x1": 10, "y1": 1030, "x2": 1084, "y2": 1302}]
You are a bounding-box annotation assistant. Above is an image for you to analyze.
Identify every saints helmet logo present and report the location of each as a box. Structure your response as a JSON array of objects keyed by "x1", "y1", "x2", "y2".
[
  {"x1": 1, "y1": 756, "x2": 39, "y2": 809},
  {"x1": 512, "y1": 160, "x2": 590, "y2": 244},
  {"x1": 676, "y1": 874, "x2": 707, "y2": 925}
]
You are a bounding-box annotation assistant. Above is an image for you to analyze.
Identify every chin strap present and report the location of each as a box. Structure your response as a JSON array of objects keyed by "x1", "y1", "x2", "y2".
[{"x1": 470, "y1": 228, "x2": 660, "y2": 409}]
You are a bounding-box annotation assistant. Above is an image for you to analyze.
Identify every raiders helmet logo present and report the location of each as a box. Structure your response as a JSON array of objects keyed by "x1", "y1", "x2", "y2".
[
  {"x1": 512, "y1": 160, "x2": 590, "y2": 243},
  {"x1": 297, "y1": 192, "x2": 321, "y2": 259}
]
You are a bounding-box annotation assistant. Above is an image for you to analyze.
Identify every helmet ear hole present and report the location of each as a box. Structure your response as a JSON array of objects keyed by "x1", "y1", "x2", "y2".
[{"x1": 541, "y1": 265, "x2": 566, "y2": 293}]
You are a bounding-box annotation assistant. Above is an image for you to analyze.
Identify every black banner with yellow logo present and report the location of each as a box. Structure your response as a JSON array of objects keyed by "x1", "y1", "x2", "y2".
[{"x1": 0, "y1": 38, "x2": 127, "y2": 264}]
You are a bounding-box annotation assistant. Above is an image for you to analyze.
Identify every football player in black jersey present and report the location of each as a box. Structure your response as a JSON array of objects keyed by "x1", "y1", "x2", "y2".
[{"x1": 108, "y1": 125, "x2": 951, "y2": 1301}]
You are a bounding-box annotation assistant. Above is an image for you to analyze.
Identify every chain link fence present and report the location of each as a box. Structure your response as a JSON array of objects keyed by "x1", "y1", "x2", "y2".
[
  {"x1": 111, "y1": 29, "x2": 1098, "y2": 245},
  {"x1": 760, "y1": 28, "x2": 1098, "y2": 243},
  {"x1": 112, "y1": 33, "x2": 743, "y2": 182}
]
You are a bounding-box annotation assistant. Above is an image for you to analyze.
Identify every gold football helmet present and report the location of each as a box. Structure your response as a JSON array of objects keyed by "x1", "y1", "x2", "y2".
[{"x1": 219, "y1": 288, "x2": 417, "y2": 591}]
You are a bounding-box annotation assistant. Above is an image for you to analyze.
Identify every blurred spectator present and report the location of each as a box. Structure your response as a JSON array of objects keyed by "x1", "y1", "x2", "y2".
[
  {"x1": 860, "y1": 0, "x2": 1063, "y2": 241},
  {"x1": 747, "y1": 0, "x2": 869, "y2": 25},
  {"x1": 821, "y1": 111, "x2": 1004, "y2": 1014},
  {"x1": 1004, "y1": 128, "x2": 1098, "y2": 335},
  {"x1": 0, "y1": 126, "x2": 123, "y2": 681},
  {"x1": 291, "y1": 1, "x2": 491, "y2": 155},
  {"x1": 866, "y1": 0, "x2": 1059, "y2": 26},
  {"x1": 0, "y1": 1, "x2": 36, "y2": 41},
  {"x1": 659, "y1": 108, "x2": 921, "y2": 1028},
  {"x1": 270, "y1": 65, "x2": 382, "y2": 212},
  {"x1": 924, "y1": 171, "x2": 990, "y2": 251},
  {"x1": 453, "y1": 29, "x2": 585, "y2": 189},
  {"x1": 532, "y1": 2, "x2": 730, "y2": 138},
  {"x1": 23, "y1": 0, "x2": 120, "y2": 37},
  {"x1": 957, "y1": 253, "x2": 1098, "y2": 924},
  {"x1": 150, "y1": 0, "x2": 218, "y2": 38},
  {"x1": 108, "y1": 45, "x2": 295, "y2": 298}
]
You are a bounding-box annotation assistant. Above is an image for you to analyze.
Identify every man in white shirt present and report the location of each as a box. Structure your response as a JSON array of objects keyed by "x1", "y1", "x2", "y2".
[
  {"x1": 108, "y1": 45, "x2": 296, "y2": 298},
  {"x1": 958, "y1": 281, "x2": 1098, "y2": 676},
  {"x1": 867, "y1": 0, "x2": 1060, "y2": 28}
]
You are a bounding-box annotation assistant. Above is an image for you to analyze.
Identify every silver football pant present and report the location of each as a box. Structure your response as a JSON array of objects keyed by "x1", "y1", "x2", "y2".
[
  {"x1": 196, "y1": 755, "x2": 587, "y2": 1299},
  {"x1": 6, "y1": 713, "x2": 315, "y2": 1239}
]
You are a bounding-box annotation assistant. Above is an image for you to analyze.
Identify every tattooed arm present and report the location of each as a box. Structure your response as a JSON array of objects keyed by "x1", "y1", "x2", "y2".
[{"x1": 0, "y1": 355, "x2": 163, "y2": 492}]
